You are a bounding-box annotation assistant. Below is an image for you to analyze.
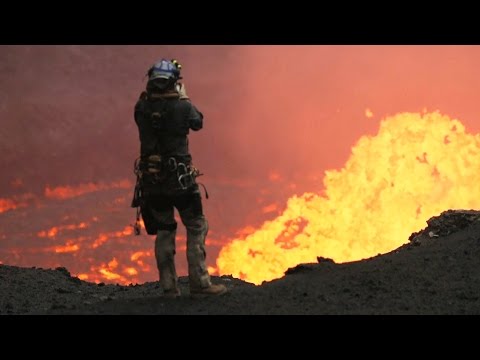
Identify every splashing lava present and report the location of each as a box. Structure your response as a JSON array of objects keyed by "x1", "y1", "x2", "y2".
[{"x1": 217, "y1": 111, "x2": 480, "y2": 284}]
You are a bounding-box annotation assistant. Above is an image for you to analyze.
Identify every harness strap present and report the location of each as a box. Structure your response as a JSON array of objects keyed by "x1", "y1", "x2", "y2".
[{"x1": 148, "y1": 91, "x2": 180, "y2": 100}]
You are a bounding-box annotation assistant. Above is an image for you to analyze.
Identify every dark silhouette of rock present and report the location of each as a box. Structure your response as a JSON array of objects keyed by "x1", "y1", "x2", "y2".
[
  {"x1": 409, "y1": 209, "x2": 480, "y2": 242},
  {"x1": 317, "y1": 257, "x2": 335, "y2": 264},
  {"x1": 285, "y1": 264, "x2": 316, "y2": 275},
  {"x1": 55, "y1": 267, "x2": 70, "y2": 277}
]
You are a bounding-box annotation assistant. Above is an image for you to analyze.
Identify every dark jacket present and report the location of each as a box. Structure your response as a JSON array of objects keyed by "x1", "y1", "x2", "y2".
[
  {"x1": 134, "y1": 93, "x2": 203, "y2": 163},
  {"x1": 134, "y1": 92, "x2": 204, "y2": 195}
]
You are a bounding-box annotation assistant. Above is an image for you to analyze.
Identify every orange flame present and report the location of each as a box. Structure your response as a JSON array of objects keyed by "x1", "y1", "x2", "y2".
[
  {"x1": 91, "y1": 225, "x2": 133, "y2": 249},
  {"x1": 130, "y1": 251, "x2": 152, "y2": 272},
  {"x1": 48, "y1": 237, "x2": 86, "y2": 254},
  {"x1": 217, "y1": 111, "x2": 480, "y2": 285},
  {"x1": 89, "y1": 256, "x2": 147, "y2": 284},
  {"x1": 71, "y1": 250, "x2": 153, "y2": 285},
  {"x1": 0, "y1": 193, "x2": 35, "y2": 214},
  {"x1": 45, "y1": 179, "x2": 132, "y2": 200},
  {"x1": 54, "y1": 243, "x2": 80, "y2": 253},
  {"x1": 0, "y1": 198, "x2": 20, "y2": 214},
  {"x1": 262, "y1": 203, "x2": 279, "y2": 214},
  {"x1": 124, "y1": 267, "x2": 138, "y2": 276},
  {"x1": 37, "y1": 222, "x2": 89, "y2": 239},
  {"x1": 99, "y1": 268, "x2": 122, "y2": 281},
  {"x1": 207, "y1": 266, "x2": 218, "y2": 275},
  {"x1": 130, "y1": 251, "x2": 147, "y2": 262},
  {"x1": 94, "y1": 257, "x2": 127, "y2": 282}
]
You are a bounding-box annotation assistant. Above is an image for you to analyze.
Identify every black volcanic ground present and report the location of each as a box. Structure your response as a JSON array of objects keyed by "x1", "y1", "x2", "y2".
[{"x1": 2, "y1": 209, "x2": 480, "y2": 315}]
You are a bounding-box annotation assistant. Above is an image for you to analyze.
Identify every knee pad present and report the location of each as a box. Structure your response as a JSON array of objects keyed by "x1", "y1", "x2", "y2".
[{"x1": 185, "y1": 216, "x2": 208, "y2": 236}]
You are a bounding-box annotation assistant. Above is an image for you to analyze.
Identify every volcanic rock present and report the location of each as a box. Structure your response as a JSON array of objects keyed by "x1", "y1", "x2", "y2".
[{"x1": 2, "y1": 209, "x2": 480, "y2": 314}]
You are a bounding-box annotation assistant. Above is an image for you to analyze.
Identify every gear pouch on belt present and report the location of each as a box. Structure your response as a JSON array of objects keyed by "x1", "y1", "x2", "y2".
[
  {"x1": 146, "y1": 155, "x2": 162, "y2": 174},
  {"x1": 140, "y1": 205, "x2": 159, "y2": 235}
]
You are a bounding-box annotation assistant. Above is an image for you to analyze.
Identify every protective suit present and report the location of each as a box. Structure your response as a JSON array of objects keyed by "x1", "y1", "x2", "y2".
[{"x1": 133, "y1": 59, "x2": 227, "y2": 297}]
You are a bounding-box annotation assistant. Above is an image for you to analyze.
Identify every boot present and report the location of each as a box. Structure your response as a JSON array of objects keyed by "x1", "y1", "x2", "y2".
[
  {"x1": 190, "y1": 283, "x2": 228, "y2": 296},
  {"x1": 185, "y1": 217, "x2": 213, "y2": 290},
  {"x1": 163, "y1": 287, "x2": 181, "y2": 299},
  {"x1": 184, "y1": 218, "x2": 228, "y2": 296}
]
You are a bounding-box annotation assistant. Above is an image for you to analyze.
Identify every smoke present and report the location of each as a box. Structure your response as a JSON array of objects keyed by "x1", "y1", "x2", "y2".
[
  {"x1": 3, "y1": 45, "x2": 480, "y2": 197},
  {"x1": 0, "y1": 45, "x2": 245, "y2": 195}
]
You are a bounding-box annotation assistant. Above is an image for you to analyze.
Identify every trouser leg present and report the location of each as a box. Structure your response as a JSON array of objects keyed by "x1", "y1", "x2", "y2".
[
  {"x1": 177, "y1": 192, "x2": 211, "y2": 290},
  {"x1": 151, "y1": 206, "x2": 179, "y2": 292}
]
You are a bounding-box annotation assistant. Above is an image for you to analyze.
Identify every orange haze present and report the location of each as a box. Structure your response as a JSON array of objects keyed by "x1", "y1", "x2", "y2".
[{"x1": 2, "y1": 46, "x2": 480, "y2": 284}]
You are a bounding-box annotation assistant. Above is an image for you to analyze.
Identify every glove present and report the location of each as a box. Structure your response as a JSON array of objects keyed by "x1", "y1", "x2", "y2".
[{"x1": 177, "y1": 83, "x2": 189, "y2": 100}]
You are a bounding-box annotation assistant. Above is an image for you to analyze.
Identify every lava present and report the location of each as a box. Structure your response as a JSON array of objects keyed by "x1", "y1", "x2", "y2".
[
  {"x1": 45, "y1": 180, "x2": 132, "y2": 200},
  {"x1": 0, "y1": 193, "x2": 35, "y2": 214},
  {"x1": 217, "y1": 111, "x2": 480, "y2": 284}
]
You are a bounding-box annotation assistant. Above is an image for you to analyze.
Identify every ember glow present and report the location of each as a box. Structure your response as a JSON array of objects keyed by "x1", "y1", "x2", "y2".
[
  {"x1": 37, "y1": 222, "x2": 88, "y2": 238},
  {"x1": 84, "y1": 252, "x2": 153, "y2": 284},
  {"x1": 91, "y1": 225, "x2": 133, "y2": 249},
  {"x1": 217, "y1": 112, "x2": 480, "y2": 284},
  {"x1": 0, "y1": 198, "x2": 20, "y2": 214},
  {"x1": 0, "y1": 193, "x2": 35, "y2": 214},
  {"x1": 97, "y1": 258, "x2": 126, "y2": 282},
  {"x1": 45, "y1": 180, "x2": 132, "y2": 200},
  {"x1": 54, "y1": 243, "x2": 80, "y2": 253}
]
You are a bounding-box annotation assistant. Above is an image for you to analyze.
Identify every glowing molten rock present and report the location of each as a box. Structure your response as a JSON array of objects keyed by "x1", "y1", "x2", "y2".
[{"x1": 217, "y1": 111, "x2": 480, "y2": 284}]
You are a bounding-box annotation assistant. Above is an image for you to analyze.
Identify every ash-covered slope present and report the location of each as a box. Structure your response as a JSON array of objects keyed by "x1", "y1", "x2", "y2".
[{"x1": 2, "y1": 209, "x2": 480, "y2": 315}]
